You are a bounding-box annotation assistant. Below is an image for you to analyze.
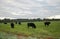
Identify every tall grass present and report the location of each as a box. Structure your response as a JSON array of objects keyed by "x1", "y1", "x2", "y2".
[{"x1": 0, "y1": 21, "x2": 60, "y2": 37}]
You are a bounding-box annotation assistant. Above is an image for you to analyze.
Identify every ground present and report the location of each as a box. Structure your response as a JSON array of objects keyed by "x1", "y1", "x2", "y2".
[{"x1": 0, "y1": 21, "x2": 60, "y2": 39}]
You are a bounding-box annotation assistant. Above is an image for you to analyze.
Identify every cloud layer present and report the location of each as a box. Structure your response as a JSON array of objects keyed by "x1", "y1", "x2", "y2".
[{"x1": 0, "y1": 0, "x2": 60, "y2": 19}]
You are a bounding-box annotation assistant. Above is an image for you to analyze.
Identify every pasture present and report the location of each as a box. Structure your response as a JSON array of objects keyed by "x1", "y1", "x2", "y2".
[{"x1": 0, "y1": 21, "x2": 60, "y2": 39}]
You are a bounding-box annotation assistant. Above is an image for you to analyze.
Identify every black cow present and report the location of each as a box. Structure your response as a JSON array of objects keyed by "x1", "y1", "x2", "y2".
[
  {"x1": 44, "y1": 21, "x2": 51, "y2": 26},
  {"x1": 27, "y1": 23, "x2": 36, "y2": 28},
  {"x1": 15, "y1": 22, "x2": 17, "y2": 24},
  {"x1": 4, "y1": 22, "x2": 7, "y2": 24},
  {"x1": 18, "y1": 22, "x2": 21, "y2": 25},
  {"x1": 11, "y1": 23, "x2": 14, "y2": 28}
]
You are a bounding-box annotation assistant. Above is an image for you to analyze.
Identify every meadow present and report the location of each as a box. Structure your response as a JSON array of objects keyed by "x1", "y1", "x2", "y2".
[{"x1": 0, "y1": 21, "x2": 60, "y2": 39}]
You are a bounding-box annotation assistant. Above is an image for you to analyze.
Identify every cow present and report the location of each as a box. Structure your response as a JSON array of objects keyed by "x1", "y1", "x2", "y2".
[
  {"x1": 27, "y1": 23, "x2": 36, "y2": 29},
  {"x1": 11, "y1": 23, "x2": 14, "y2": 28},
  {"x1": 44, "y1": 21, "x2": 51, "y2": 27},
  {"x1": 4, "y1": 22, "x2": 7, "y2": 24},
  {"x1": 15, "y1": 22, "x2": 17, "y2": 24},
  {"x1": 18, "y1": 22, "x2": 21, "y2": 25}
]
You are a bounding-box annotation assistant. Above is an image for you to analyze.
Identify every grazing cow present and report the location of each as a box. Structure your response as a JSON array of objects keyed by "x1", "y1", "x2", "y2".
[
  {"x1": 44, "y1": 21, "x2": 51, "y2": 26},
  {"x1": 11, "y1": 23, "x2": 14, "y2": 28},
  {"x1": 27, "y1": 23, "x2": 36, "y2": 28},
  {"x1": 18, "y1": 22, "x2": 21, "y2": 25},
  {"x1": 4, "y1": 22, "x2": 7, "y2": 24},
  {"x1": 15, "y1": 22, "x2": 17, "y2": 24}
]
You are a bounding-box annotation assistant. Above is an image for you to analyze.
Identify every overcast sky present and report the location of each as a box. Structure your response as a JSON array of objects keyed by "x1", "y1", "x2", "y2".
[{"x1": 0, "y1": 0, "x2": 60, "y2": 19}]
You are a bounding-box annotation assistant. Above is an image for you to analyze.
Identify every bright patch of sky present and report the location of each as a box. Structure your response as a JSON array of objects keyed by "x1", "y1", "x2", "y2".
[{"x1": 0, "y1": 0, "x2": 60, "y2": 19}]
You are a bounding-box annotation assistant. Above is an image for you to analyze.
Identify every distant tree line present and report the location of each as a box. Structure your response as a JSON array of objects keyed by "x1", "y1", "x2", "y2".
[
  {"x1": 0, "y1": 18, "x2": 42, "y2": 23},
  {"x1": 0, "y1": 18, "x2": 60, "y2": 23},
  {"x1": 43, "y1": 18, "x2": 60, "y2": 21}
]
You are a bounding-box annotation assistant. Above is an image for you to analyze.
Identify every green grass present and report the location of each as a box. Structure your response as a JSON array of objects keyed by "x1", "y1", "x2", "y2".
[
  {"x1": 0, "y1": 21, "x2": 60, "y2": 38},
  {"x1": 0, "y1": 31, "x2": 17, "y2": 39}
]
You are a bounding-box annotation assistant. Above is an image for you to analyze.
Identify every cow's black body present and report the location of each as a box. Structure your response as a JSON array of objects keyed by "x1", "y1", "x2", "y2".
[
  {"x1": 4, "y1": 22, "x2": 7, "y2": 24},
  {"x1": 18, "y1": 22, "x2": 21, "y2": 25},
  {"x1": 27, "y1": 23, "x2": 36, "y2": 28},
  {"x1": 11, "y1": 23, "x2": 14, "y2": 28},
  {"x1": 44, "y1": 21, "x2": 51, "y2": 26}
]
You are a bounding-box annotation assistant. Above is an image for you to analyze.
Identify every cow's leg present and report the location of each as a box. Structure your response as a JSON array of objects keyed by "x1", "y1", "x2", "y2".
[
  {"x1": 34, "y1": 26, "x2": 36, "y2": 28},
  {"x1": 13, "y1": 26, "x2": 14, "y2": 28},
  {"x1": 45, "y1": 24, "x2": 46, "y2": 27},
  {"x1": 11, "y1": 26, "x2": 13, "y2": 28},
  {"x1": 32, "y1": 26, "x2": 36, "y2": 29},
  {"x1": 48, "y1": 24, "x2": 49, "y2": 26},
  {"x1": 28, "y1": 25, "x2": 29, "y2": 28},
  {"x1": 11, "y1": 26, "x2": 14, "y2": 28}
]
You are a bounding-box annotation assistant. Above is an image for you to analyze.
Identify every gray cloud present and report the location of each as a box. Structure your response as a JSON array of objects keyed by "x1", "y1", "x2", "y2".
[{"x1": 0, "y1": 0, "x2": 60, "y2": 19}]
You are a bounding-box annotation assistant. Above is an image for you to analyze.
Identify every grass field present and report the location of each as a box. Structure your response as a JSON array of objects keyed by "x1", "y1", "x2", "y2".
[{"x1": 0, "y1": 21, "x2": 60, "y2": 39}]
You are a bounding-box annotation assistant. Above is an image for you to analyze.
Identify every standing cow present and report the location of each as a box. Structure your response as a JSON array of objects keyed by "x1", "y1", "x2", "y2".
[
  {"x1": 11, "y1": 23, "x2": 14, "y2": 28},
  {"x1": 27, "y1": 23, "x2": 36, "y2": 29},
  {"x1": 44, "y1": 21, "x2": 51, "y2": 26}
]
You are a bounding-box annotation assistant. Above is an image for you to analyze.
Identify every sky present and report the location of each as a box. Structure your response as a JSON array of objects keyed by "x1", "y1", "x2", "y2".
[{"x1": 0, "y1": 0, "x2": 60, "y2": 19}]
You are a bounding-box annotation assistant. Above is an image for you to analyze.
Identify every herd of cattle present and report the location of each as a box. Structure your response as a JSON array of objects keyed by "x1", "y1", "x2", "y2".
[{"x1": 3, "y1": 21, "x2": 51, "y2": 29}]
